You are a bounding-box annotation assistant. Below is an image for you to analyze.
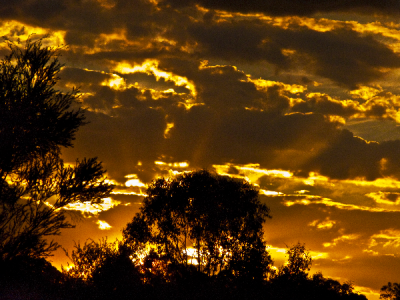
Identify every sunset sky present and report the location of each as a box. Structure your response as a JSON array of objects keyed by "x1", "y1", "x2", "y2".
[{"x1": 2, "y1": 1, "x2": 400, "y2": 298}]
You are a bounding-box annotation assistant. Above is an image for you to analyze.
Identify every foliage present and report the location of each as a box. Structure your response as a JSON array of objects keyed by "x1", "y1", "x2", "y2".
[
  {"x1": 0, "y1": 37, "x2": 114, "y2": 262},
  {"x1": 312, "y1": 272, "x2": 357, "y2": 297},
  {"x1": 0, "y1": 256, "x2": 64, "y2": 299},
  {"x1": 277, "y1": 242, "x2": 313, "y2": 281},
  {"x1": 268, "y1": 247, "x2": 366, "y2": 300},
  {"x1": 63, "y1": 238, "x2": 120, "y2": 282},
  {"x1": 63, "y1": 238, "x2": 141, "y2": 299},
  {"x1": 123, "y1": 169, "x2": 272, "y2": 281},
  {"x1": 380, "y1": 282, "x2": 400, "y2": 300}
]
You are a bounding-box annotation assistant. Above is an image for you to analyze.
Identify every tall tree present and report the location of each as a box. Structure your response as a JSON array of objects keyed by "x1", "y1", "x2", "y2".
[
  {"x1": 123, "y1": 169, "x2": 272, "y2": 281},
  {"x1": 0, "y1": 37, "x2": 114, "y2": 262}
]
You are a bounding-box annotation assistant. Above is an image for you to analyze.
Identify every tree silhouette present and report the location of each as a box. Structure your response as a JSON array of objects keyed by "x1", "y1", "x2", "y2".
[
  {"x1": 269, "y1": 245, "x2": 367, "y2": 300},
  {"x1": 63, "y1": 238, "x2": 120, "y2": 282},
  {"x1": 62, "y1": 238, "x2": 142, "y2": 299},
  {"x1": 123, "y1": 169, "x2": 272, "y2": 282},
  {"x1": 380, "y1": 282, "x2": 400, "y2": 300},
  {"x1": 278, "y1": 242, "x2": 312, "y2": 281},
  {"x1": 0, "y1": 37, "x2": 114, "y2": 263}
]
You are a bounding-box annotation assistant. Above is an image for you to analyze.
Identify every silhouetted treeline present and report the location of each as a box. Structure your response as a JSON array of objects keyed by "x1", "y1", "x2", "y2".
[
  {"x1": 0, "y1": 254, "x2": 367, "y2": 300},
  {"x1": 0, "y1": 239, "x2": 368, "y2": 300}
]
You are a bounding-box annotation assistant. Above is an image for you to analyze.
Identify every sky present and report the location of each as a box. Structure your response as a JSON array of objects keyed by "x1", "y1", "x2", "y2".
[{"x1": 2, "y1": 0, "x2": 400, "y2": 298}]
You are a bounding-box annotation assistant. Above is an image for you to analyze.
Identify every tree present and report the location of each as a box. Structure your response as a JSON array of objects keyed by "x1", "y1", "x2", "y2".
[
  {"x1": 63, "y1": 238, "x2": 142, "y2": 299},
  {"x1": 0, "y1": 255, "x2": 64, "y2": 300},
  {"x1": 63, "y1": 238, "x2": 120, "y2": 282},
  {"x1": 278, "y1": 242, "x2": 312, "y2": 281},
  {"x1": 0, "y1": 37, "x2": 114, "y2": 262},
  {"x1": 123, "y1": 169, "x2": 272, "y2": 281},
  {"x1": 380, "y1": 282, "x2": 400, "y2": 300}
]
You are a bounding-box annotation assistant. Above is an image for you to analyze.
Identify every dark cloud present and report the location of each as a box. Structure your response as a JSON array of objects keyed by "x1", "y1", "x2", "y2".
[
  {"x1": 187, "y1": 20, "x2": 291, "y2": 69},
  {"x1": 60, "y1": 73, "x2": 400, "y2": 183},
  {"x1": 159, "y1": 0, "x2": 400, "y2": 16},
  {"x1": 193, "y1": 65, "x2": 269, "y2": 110},
  {"x1": 3, "y1": 0, "x2": 400, "y2": 89},
  {"x1": 292, "y1": 93, "x2": 359, "y2": 117},
  {"x1": 187, "y1": 20, "x2": 400, "y2": 88},
  {"x1": 59, "y1": 67, "x2": 109, "y2": 88},
  {"x1": 0, "y1": 0, "x2": 167, "y2": 47},
  {"x1": 307, "y1": 134, "x2": 400, "y2": 180},
  {"x1": 308, "y1": 130, "x2": 381, "y2": 180},
  {"x1": 285, "y1": 28, "x2": 400, "y2": 88}
]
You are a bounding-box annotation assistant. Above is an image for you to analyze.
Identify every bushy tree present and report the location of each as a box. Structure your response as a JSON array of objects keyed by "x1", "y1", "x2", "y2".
[
  {"x1": 123, "y1": 169, "x2": 272, "y2": 281},
  {"x1": 63, "y1": 238, "x2": 120, "y2": 282},
  {"x1": 380, "y1": 282, "x2": 400, "y2": 300},
  {"x1": 278, "y1": 242, "x2": 313, "y2": 281},
  {"x1": 312, "y1": 272, "x2": 358, "y2": 297},
  {"x1": 270, "y1": 245, "x2": 367, "y2": 300},
  {"x1": 0, "y1": 37, "x2": 114, "y2": 262},
  {"x1": 63, "y1": 238, "x2": 141, "y2": 298}
]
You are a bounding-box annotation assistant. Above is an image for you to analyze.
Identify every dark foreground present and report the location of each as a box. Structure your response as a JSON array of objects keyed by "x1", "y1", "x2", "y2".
[{"x1": 0, "y1": 257, "x2": 366, "y2": 300}]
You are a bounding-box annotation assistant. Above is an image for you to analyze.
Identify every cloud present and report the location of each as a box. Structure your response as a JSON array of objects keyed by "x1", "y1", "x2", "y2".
[
  {"x1": 323, "y1": 233, "x2": 361, "y2": 248},
  {"x1": 292, "y1": 93, "x2": 359, "y2": 117},
  {"x1": 63, "y1": 197, "x2": 121, "y2": 216},
  {"x1": 60, "y1": 69, "x2": 400, "y2": 183},
  {"x1": 159, "y1": 0, "x2": 400, "y2": 16},
  {"x1": 309, "y1": 218, "x2": 337, "y2": 230},
  {"x1": 3, "y1": 1, "x2": 400, "y2": 89},
  {"x1": 184, "y1": 17, "x2": 400, "y2": 88},
  {"x1": 96, "y1": 219, "x2": 112, "y2": 230}
]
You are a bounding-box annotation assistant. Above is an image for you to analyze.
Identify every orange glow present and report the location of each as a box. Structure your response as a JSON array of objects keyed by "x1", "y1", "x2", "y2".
[
  {"x1": 251, "y1": 78, "x2": 307, "y2": 95},
  {"x1": 95, "y1": 0, "x2": 117, "y2": 9},
  {"x1": 154, "y1": 161, "x2": 189, "y2": 168},
  {"x1": 350, "y1": 85, "x2": 383, "y2": 100},
  {"x1": 366, "y1": 191, "x2": 400, "y2": 205},
  {"x1": 259, "y1": 189, "x2": 283, "y2": 196},
  {"x1": 309, "y1": 218, "x2": 336, "y2": 230},
  {"x1": 164, "y1": 122, "x2": 174, "y2": 138},
  {"x1": 323, "y1": 234, "x2": 361, "y2": 248},
  {"x1": 63, "y1": 197, "x2": 121, "y2": 215},
  {"x1": 369, "y1": 229, "x2": 400, "y2": 248},
  {"x1": 0, "y1": 21, "x2": 66, "y2": 47},
  {"x1": 96, "y1": 220, "x2": 112, "y2": 230},
  {"x1": 114, "y1": 59, "x2": 197, "y2": 97},
  {"x1": 213, "y1": 163, "x2": 292, "y2": 182},
  {"x1": 101, "y1": 73, "x2": 126, "y2": 90},
  {"x1": 125, "y1": 174, "x2": 146, "y2": 188},
  {"x1": 283, "y1": 196, "x2": 391, "y2": 212}
]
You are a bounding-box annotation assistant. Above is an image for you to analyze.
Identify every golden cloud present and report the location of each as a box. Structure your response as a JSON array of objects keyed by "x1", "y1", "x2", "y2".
[
  {"x1": 370, "y1": 229, "x2": 400, "y2": 249},
  {"x1": 350, "y1": 85, "x2": 383, "y2": 100},
  {"x1": 0, "y1": 20, "x2": 66, "y2": 47},
  {"x1": 63, "y1": 197, "x2": 121, "y2": 216},
  {"x1": 213, "y1": 163, "x2": 292, "y2": 185},
  {"x1": 251, "y1": 78, "x2": 307, "y2": 95},
  {"x1": 366, "y1": 191, "x2": 400, "y2": 205},
  {"x1": 324, "y1": 234, "x2": 361, "y2": 248},
  {"x1": 101, "y1": 73, "x2": 126, "y2": 90},
  {"x1": 284, "y1": 196, "x2": 389, "y2": 212},
  {"x1": 309, "y1": 217, "x2": 336, "y2": 230},
  {"x1": 96, "y1": 220, "x2": 112, "y2": 230},
  {"x1": 125, "y1": 174, "x2": 147, "y2": 188},
  {"x1": 114, "y1": 59, "x2": 197, "y2": 98}
]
